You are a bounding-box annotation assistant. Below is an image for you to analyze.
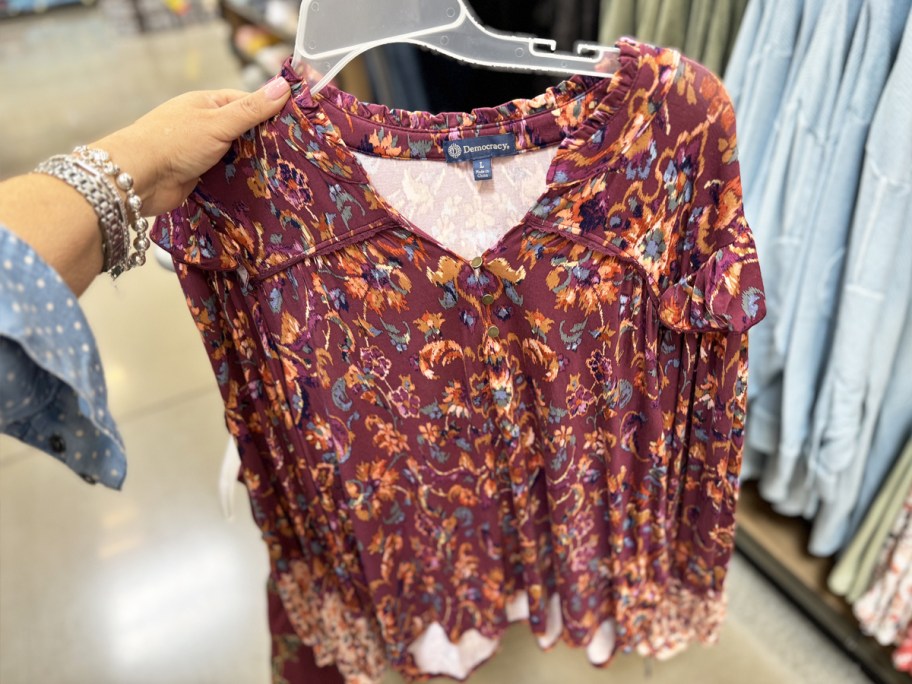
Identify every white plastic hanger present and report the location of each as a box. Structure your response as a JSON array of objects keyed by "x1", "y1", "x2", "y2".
[{"x1": 291, "y1": 0, "x2": 621, "y2": 95}]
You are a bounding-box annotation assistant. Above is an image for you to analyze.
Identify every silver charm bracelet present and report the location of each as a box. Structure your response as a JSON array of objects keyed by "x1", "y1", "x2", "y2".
[{"x1": 33, "y1": 146, "x2": 151, "y2": 278}]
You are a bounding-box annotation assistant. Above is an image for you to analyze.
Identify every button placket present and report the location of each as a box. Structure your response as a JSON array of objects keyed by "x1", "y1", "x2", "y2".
[
  {"x1": 469, "y1": 254, "x2": 520, "y2": 453},
  {"x1": 471, "y1": 254, "x2": 499, "y2": 318},
  {"x1": 469, "y1": 254, "x2": 505, "y2": 345}
]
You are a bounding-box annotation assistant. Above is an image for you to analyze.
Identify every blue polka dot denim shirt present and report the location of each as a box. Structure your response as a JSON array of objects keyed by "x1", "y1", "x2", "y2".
[{"x1": 0, "y1": 224, "x2": 125, "y2": 489}]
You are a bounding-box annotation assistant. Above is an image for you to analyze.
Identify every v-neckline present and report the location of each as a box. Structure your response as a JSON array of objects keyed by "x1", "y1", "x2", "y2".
[
  {"x1": 284, "y1": 38, "x2": 643, "y2": 265},
  {"x1": 344, "y1": 149, "x2": 564, "y2": 265}
]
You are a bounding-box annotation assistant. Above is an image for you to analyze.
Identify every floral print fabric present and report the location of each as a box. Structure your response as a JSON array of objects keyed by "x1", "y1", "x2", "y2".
[
  {"x1": 854, "y1": 485, "x2": 912, "y2": 652},
  {"x1": 894, "y1": 627, "x2": 912, "y2": 673},
  {"x1": 152, "y1": 37, "x2": 765, "y2": 683}
]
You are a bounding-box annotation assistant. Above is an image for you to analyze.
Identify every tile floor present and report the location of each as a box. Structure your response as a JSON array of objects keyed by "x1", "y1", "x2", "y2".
[{"x1": 0, "y1": 9, "x2": 875, "y2": 684}]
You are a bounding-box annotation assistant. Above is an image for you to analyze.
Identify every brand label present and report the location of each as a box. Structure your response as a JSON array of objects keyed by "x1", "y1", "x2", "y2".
[{"x1": 443, "y1": 134, "x2": 517, "y2": 163}]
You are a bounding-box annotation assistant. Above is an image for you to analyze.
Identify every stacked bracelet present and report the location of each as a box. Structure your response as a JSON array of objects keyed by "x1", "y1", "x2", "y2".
[{"x1": 33, "y1": 146, "x2": 151, "y2": 278}]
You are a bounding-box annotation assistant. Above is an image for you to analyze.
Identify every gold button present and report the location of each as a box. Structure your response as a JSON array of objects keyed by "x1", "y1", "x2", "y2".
[
  {"x1": 486, "y1": 325, "x2": 500, "y2": 338},
  {"x1": 481, "y1": 293, "x2": 495, "y2": 305},
  {"x1": 470, "y1": 256, "x2": 484, "y2": 269}
]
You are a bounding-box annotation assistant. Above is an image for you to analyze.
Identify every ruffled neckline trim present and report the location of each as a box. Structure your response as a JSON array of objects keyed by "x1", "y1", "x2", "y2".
[{"x1": 279, "y1": 37, "x2": 651, "y2": 188}]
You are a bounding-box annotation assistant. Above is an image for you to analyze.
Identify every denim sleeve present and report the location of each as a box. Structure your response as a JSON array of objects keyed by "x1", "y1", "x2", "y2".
[{"x1": 0, "y1": 224, "x2": 125, "y2": 489}]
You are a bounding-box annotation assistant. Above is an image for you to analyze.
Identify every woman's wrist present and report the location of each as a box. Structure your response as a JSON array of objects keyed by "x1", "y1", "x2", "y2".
[
  {"x1": 0, "y1": 174, "x2": 104, "y2": 296},
  {"x1": 90, "y1": 128, "x2": 161, "y2": 215},
  {"x1": 31, "y1": 137, "x2": 156, "y2": 276}
]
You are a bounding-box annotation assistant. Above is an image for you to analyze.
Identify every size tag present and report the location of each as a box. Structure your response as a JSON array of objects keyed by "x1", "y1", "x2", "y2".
[
  {"x1": 473, "y1": 158, "x2": 492, "y2": 181},
  {"x1": 443, "y1": 134, "x2": 517, "y2": 163}
]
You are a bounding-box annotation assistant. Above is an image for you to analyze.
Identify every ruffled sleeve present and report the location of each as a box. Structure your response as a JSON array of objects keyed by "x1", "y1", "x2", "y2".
[
  {"x1": 654, "y1": 60, "x2": 766, "y2": 334},
  {"x1": 152, "y1": 191, "x2": 242, "y2": 271},
  {"x1": 657, "y1": 197, "x2": 765, "y2": 333}
]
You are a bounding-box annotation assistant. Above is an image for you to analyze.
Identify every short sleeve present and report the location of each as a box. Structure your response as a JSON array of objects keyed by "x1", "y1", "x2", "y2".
[{"x1": 655, "y1": 61, "x2": 766, "y2": 334}]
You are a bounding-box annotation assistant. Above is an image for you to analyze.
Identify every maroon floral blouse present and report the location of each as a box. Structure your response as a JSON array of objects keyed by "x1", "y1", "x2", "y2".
[{"x1": 153, "y1": 38, "x2": 765, "y2": 684}]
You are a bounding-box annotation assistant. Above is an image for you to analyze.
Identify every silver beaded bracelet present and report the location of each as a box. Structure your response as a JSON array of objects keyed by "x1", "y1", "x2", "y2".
[
  {"x1": 33, "y1": 146, "x2": 151, "y2": 278},
  {"x1": 34, "y1": 155, "x2": 125, "y2": 273},
  {"x1": 70, "y1": 156, "x2": 131, "y2": 270}
]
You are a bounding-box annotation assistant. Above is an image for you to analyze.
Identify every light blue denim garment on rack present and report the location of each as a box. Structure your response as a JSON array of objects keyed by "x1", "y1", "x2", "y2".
[
  {"x1": 724, "y1": 0, "x2": 803, "y2": 198},
  {"x1": 838, "y1": 324, "x2": 912, "y2": 556},
  {"x1": 721, "y1": 0, "x2": 763, "y2": 99},
  {"x1": 0, "y1": 224, "x2": 125, "y2": 489},
  {"x1": 726, "y1": 0, "x2": 827, "y2": 206},
  {"x1": 743, "y1": 0, "x2": 865, "y2": 464},
  {"x1": 802, "y1": 19, "x2": 912, "y2": 553},
  {"x1": 725, "y1": 0, "x2": 826, "y2": 482},
  {"x1": 810, "y1": 291, "x2": 912, "y2": 557},
  {"x1": 763, "y1": 0, "x2": 912, "y2": 508},
  {"x1": 765, "y1": 193, "x2": 912, "y2": 556}
]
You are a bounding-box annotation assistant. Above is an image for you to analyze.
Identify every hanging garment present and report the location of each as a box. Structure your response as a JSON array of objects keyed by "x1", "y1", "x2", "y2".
[
  {"x1": 598, "y1": 0, "x2": 637, "y2": 43},
  {"x1": 723, "y1": 0, "x2": 813, "y2": 213},
  {"x1": 596, "y1": 0, "x2": 664, "y2": 46},
  {"x1": 807, "y1": 288, "x2": 912, "y2": 555},
  {"x1": 153, "y1": 38, "x2": 765, "y2": 683},
  {"x1": 740, "y1": 0, "x2": 864, "y2": 468},
  {"x1": 683, "y1": 0, "x2": 717, "y2": 69},
  {"x1": 830, "y1": 438, "x2": 912, "y2": 603},
  {"x1": 268, "y1": 576, "x2": 347, "y2": 684},
  {"x1": 854, "y1": 486, "x2": 912, "y2": 648},
  {"x1": 634, "y1": 0, "x2": 662, "y2": 38},
  {"x1": 599, "y1": 0, "x2": 746, "y2": 75},
  {"x1": 768, "y1": 0, "x2": 911, "y2": 525},
  {"x1": 801, "y1": 16, "x2": 912, "y2": 549},
  {"x1": 744, "y1": 0, "x2": 911, "y2": 522},
  {"x1": 720, "y1": 0, "x2": 751, "y2": 73},
  {"x1": 652, "y1": 0, "x2": 691, "y2": 52},
  {"x1": 720, "y1": 0, "x2": 764, "y2": 98},
  {"x1": 682, "y1": 0, "x2": 736, "y2": 76},
  {"x1": 841, "y1": 338, "x2": 912, "y2": 552}
]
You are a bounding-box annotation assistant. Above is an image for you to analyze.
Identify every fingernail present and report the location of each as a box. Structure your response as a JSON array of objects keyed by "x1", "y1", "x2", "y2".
[{"x1": 263, "y1": 77, "x2": 290, "y2": 100}]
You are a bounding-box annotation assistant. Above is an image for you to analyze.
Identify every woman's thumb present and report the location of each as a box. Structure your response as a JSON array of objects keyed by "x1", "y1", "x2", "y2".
[{"x1": 220, "y1": 78, "x2": 291, "y2": 138}]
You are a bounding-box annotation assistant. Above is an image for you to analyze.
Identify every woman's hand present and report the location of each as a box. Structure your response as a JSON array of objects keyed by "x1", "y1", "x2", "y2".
[
  {"x1": 0, "y1": 78, "x2": 291, "y2": 296},
  {"x1": 93, "y1": 77, "x2": 292, "y2": 217}
]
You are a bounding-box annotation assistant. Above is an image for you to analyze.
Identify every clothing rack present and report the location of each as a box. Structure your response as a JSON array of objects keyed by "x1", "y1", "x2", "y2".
[{"x1": 735, "y1": 483, "x2": 909, "y2": 684}]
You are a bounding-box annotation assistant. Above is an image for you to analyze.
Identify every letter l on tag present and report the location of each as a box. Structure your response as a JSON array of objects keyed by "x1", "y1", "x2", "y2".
[{"x1": 473, "y1": 158, "x2": 492, "y2": 181}]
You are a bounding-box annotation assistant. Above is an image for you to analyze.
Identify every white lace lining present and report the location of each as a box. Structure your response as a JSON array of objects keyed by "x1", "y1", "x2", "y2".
[
  {"x1": 352, "y1": 147, "x2": 557, "y2": 261},
  {"x1": 406, "y1": 592, "x2": 618, "y2": 679}
]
